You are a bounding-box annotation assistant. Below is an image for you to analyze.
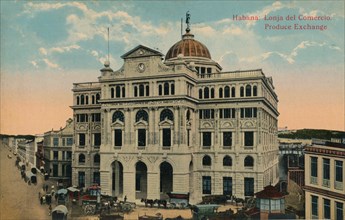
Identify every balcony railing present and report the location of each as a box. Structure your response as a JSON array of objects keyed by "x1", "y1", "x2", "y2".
[
  {"x1": 310, "y1": 176, "x2": 318, "y2": 185},
  {"x1": 335, "y1": 181, "x2": 343, "y2": 190},
  {"x1": 322, "y1": 179, "x2": 330, "y2": 187}
]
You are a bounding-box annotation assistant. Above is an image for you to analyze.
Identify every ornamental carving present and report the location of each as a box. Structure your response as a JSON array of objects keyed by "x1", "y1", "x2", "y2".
[
  {"x1": 158, "y1": 63, "x2": 172, "y2": 72},
  {"x1": 77, "y1": 124, "x2": 88, "y2": 130},
  {"x1": 121, "y1": 155, "x2": 134, "y2": 163},
  {"x1": 240, "y1": 120, "x2": 256, "y2": 128},
  {"x1": 201, "y1": 121, "x2": 214, "y2": 128},
  {"x1": 221, "y1": 121, "x2": 234, "y2": 128},
  {"x1": 148, "y1": 156, "x2": 159, "y2": 164}
]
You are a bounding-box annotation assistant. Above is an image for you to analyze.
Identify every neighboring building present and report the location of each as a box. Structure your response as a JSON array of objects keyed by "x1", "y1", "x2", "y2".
[
  {"x1": 36, "y1": 140, "x2": 44, "y2": 170},
  {"x1": 71, "y1": 20, "x2": 279, "y2": 203},
  {"x1": 304, "y1": 139, "x2": 344, "y2": 220},
  {"x1": 43, "y1": 119, "x2": 73, "y2": 184}
]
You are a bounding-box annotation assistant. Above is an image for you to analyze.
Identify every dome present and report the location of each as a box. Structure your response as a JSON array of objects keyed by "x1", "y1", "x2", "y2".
[{"x1": 165, "y1": 33, "x2": 211, "y2": 60}]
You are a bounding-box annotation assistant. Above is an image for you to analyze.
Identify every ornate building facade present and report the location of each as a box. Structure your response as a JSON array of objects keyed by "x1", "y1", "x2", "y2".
[{"x1": 71, "y1": 25, "x2": 279, "y2": 203}]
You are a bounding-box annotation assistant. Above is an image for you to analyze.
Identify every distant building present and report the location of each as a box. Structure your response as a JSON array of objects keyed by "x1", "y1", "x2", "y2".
[
  {"x1": 304, "y1": 139, "x2": 344, "y2": 220},
  {"x1": 71, "y1": 18, "x2": 279, "y2": 203},
  {"x1": 43, "y1": 119, "x2": 73, "y2": 184}
]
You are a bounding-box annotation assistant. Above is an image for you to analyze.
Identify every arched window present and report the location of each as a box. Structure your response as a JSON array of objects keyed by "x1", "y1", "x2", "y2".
[
  {"x1": 202, "y1": 155, "x2": 212, "y2": 166},
  {"x1": 77, "y1": 96, "x2": 80, "y2": 105},
  {"x1": 199, "y1": 89, "x2": 203, "y2": 99},
  {"x1": 122, "y1": 87, "x2": 126, "y2": 97},
  {"x1": 244, "y1": 156, "x2": 254, "y2": 167},
  {"x1": 81, "y1": 95, "x2": 85, "y2": 105},
  {"x1": 111, "y1": 88, "x2": 114, "y2": 98},
  {"x1": 223, "y1": 156, "x2": 232, "y2": 167},
  {"x1": 136, "y1": 110, "x2": 149, "y2": 122},
  {"x1": 92, "y1": 95, "x2": 95, "y2": 104},
  {"x1": 171, "y1": 84, "x2": 175, "y2": 95},
  {"x1": 96, "y1": 93, "x2": 100, "y2": 104},
  {"x1": 164, "y1": 82, "x2": 169, "y2": 95},
  {"x1": 246, "y1": 85, "x2": 252, "y2": 97},
  {"x1": 219, "y1": 88, "x2": 223, "y2": 98},
  {"x1": 146, "y1": 85, "x2": 149, "y2": 96},
  {"x1": 211, "y1": 88, "x2": 215, "y2": 98},
  {"x1": 116, "y1": 86, "x2": 121, "y2": 98},
  {"x1": 160, "y1": 109, "x2": 174, "y2": 121},
  {"x1": 224, "y1": 86, "x2": 230, "y2": 97},
  {"x1": 159, "y1": 85, "x2": 162, "y2": 95},
  {"x1": 112, "y1": 111, "x2": 124, "y2": 123},
  {"x1": 186, "y1": 110, "x2": 191, "y2": 121},
  {"x1": 134, "y1": 86, "x2": 138, "y2": 97},
  {"x1": 79, "y1": 154, "x2": 85, "y2": 163},
  {"x1": 253, "y1": 86, "x2": 257, "y2": 96},
  {"x1": 231, "y1": 87, "x2": 236, "y2": 97},
  {"x1": 139, "y1": 84, "x2": 144, "y2": 97},
  {"x1": 204, "y1": 87, "x2": 209, "y2": 99},
  {"x1": 240, "y1": 87, "x2": 244, "y2": 97},
  {"x1": 85, "y1": 95, "x2": 89, "y2": 105},
  {"x1": 94, "y1": 154, "x2": 100, "y2": 164}
]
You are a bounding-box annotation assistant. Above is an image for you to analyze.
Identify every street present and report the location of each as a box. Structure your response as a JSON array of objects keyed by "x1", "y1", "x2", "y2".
[{"x1": 0, "y1": 143, "x2": 49, "y2": 220}]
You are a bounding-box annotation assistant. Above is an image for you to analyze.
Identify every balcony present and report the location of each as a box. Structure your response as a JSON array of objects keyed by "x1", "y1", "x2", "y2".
[
  {"x1": 335, "y1": 181, "x2": 343, "y2": 190},
  {"x1": 310, "y1": 176, "x2": 318, "y2": 185},
  {"x1": 322, "y1": 179, "x2": 330, "y2": 187}
]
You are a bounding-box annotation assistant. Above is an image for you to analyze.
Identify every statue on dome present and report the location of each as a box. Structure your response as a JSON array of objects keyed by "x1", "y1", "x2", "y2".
[{"x1": 186, "y1": 11, "x2": 191, "y2": 32}]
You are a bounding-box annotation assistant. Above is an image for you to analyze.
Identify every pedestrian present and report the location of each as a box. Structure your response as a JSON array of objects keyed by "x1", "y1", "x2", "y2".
[
  {"x1": 45, "y1": 184, "x2": 48, "y2": 192},
  {"x1": 40, "y1": 196, "x2": 43, "y2": 205},
  {"x1": 48, "y1": 204, "x2": 52, "y2": 216},
  {"x1": 42, "y1": 184, "x2": 46, "y2": 191},
  {"x1": 124, "y1": 195, "x2": 127, "y2": 202}
]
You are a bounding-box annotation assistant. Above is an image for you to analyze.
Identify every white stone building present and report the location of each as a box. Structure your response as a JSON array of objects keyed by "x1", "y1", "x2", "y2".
[{"x1": 71, "y1": 26, "x2": 279, "y2": 203}]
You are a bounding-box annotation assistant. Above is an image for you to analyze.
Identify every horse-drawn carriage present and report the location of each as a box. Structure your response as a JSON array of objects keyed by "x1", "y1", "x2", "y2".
[
  {"x1": 24, "y1": 171, "x2": 37, "y2": 184},
  {"x1": 81, "y1": 185, "x2": 135, "y2": 215}
]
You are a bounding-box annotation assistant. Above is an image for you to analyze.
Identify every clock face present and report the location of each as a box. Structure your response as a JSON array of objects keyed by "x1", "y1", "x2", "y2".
[{"x1": 138, "y1": 63, "x2": 146, "y2": 72}]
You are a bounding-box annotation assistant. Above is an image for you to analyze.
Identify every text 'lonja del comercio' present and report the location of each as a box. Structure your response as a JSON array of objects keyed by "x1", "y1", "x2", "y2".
[{"x1": 233, "y1": 14, "x2": 331, "y2": 31}]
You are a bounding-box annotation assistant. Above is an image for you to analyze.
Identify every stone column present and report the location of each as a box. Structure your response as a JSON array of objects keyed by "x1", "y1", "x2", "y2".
[
  {"x1": 147, "y1": 171, "x2": 160, "y2": 199},
  {"x1": 123, "y1": 171, "x2": 135, "y2": 201},
  {"x1": 173, "y1": 106, "x2": 179, "y2": 146}
]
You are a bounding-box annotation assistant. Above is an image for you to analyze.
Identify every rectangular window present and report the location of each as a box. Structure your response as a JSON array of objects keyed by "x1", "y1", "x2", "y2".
[
  {"x1": 93, "y1": 172, "x2": 100, "y2": 185},
  {"x1": 66, "y1": 138, "x2": 73, "y2": 146},
  {"x1": 244, "y1": 177, "x2": 254, "y2": 196},
  {"x1": 77, "y1": 114, "x2": 88, "y2": 122},
  {"x1": 223, "y1": 177, "x2": 232, "y2": 195},
  {"x1": 53, "y1": 151, "x2": 58, "y2": 160},
  {"x1": 311, "y1": 157, "x2": 318, "y2": 185},
  {"x1": 335, "y1": 160, "x2": 343, "y2": 182},
  {"x1": 244, "y1": 132, "x2": 254, "y2": 146},
  {"x1": 202, "y1": 176, "x2": 211, "y2": 194},
  {"x1": 311, "y1": 195, "x2": 318, "y2": 219},
  {"x1": 219, "y1": 108, "x2": 236, "y2": 119},
  {"x1": 62, "y1": 138, "x2": 66, "y2": 146},
  {"x1": 66, "y1": 151, "x2": 72, "y2": 160},
  {"x1": 53, "y1": 138, "x2": 59, "y2": 146},
  {"x1": 138, "y1": 129, "x2": 146, "y2": 147},
  {"x1": 199, "y1": 109, "x2": 215, "y2": 119},
  {"x1": 94, "y1": 133, "x2": 101, "y2": 146},
  {"x1": 53, "y1": 164, "x2": 58, "y2": 177},
  {"x1": 114, "y1": 129, "x2": 122, "y2": 147},
  {"x1": 223, "y1": 132, "x2": 232, "y2": 147},
  {"x1": 91, "y1": 113, "x2": 101, "y2": 122},
  {"x1": 162, "y1": 129, "x2": 171, "y2": 147},
  {"x1": 78, "y1": 172, "x2": 85, "y2": 187},
  {"x1": 203, "y1": 132, "x2": 212, "y2": 147},
  {"x1": 323, "y1": 158, "x2": 330, "y2": 187},
  {"x1": 323, "y1": 199, "x2": 330, "y2": 219},
  {"x1": 336, "y1": 202, "x2": 343, "y2": 220},
  {"x1": 79, "y1": 134, "x2": 86, "y2": 146},
  {"x1": 240, "y1": 108, "x2": 257, "y2": 118}
]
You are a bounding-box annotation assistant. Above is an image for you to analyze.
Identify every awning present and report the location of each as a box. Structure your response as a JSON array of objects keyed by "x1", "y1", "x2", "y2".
[
  {"x1": 67, "y1": 187, "x2": 80, "y2": 192},
  {"x1": 52, "y1": 205, "x2": 68, "y2": 215},
  {"x1": 57, "y1": 189, "x2": 68, "y2": 194}
]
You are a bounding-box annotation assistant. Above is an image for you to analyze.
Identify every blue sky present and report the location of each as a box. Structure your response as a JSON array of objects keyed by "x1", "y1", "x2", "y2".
[{"x1": 1, "y1": 1, "x2": 344, "y2": 134}]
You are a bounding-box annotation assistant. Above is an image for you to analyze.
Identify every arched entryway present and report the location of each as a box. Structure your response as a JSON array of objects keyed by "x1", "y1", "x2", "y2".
[
  {"x1": 111, "y1": 161, "x2": 123, "y2": 197},
  {"x1": 136, "y1": 161, "x2": 148, "y2": 199},
  {"x1": 160, "y1": 161, "x2": 173, "y2": 199}
]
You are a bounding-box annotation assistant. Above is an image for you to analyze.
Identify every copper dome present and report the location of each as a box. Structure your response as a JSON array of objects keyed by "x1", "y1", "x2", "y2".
[{"x1": 165, "y1": 33, "x2": 211, "y2": 60}]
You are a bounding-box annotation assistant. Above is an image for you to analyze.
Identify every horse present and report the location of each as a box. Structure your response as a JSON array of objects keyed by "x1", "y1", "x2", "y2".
[
  {"x1": 141, "y1": 198, "x2": 155, "y2": 207},
  {"x1": 154, "y1": 199, "x2": 167, "y2": 208}
]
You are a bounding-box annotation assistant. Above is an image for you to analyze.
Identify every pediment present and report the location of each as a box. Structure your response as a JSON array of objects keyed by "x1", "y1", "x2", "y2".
[
  {"x1": 159, "y1": 119, "x2": 173, "y2": 126},
  {"x1": 134, "y1": 120, "x2": 148, "y2": 126},
  {"x1": 111, "y1": 120, "x2": 124, "y2": 127},
  {"x1": 121, "y1": 45, "x2": 163, "y2": 59}
]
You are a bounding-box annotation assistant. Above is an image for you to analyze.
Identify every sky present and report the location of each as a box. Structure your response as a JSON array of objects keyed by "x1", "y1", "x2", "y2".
[{"x1": 0, "y1": 0, "x2": 344, "y2": 135}]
